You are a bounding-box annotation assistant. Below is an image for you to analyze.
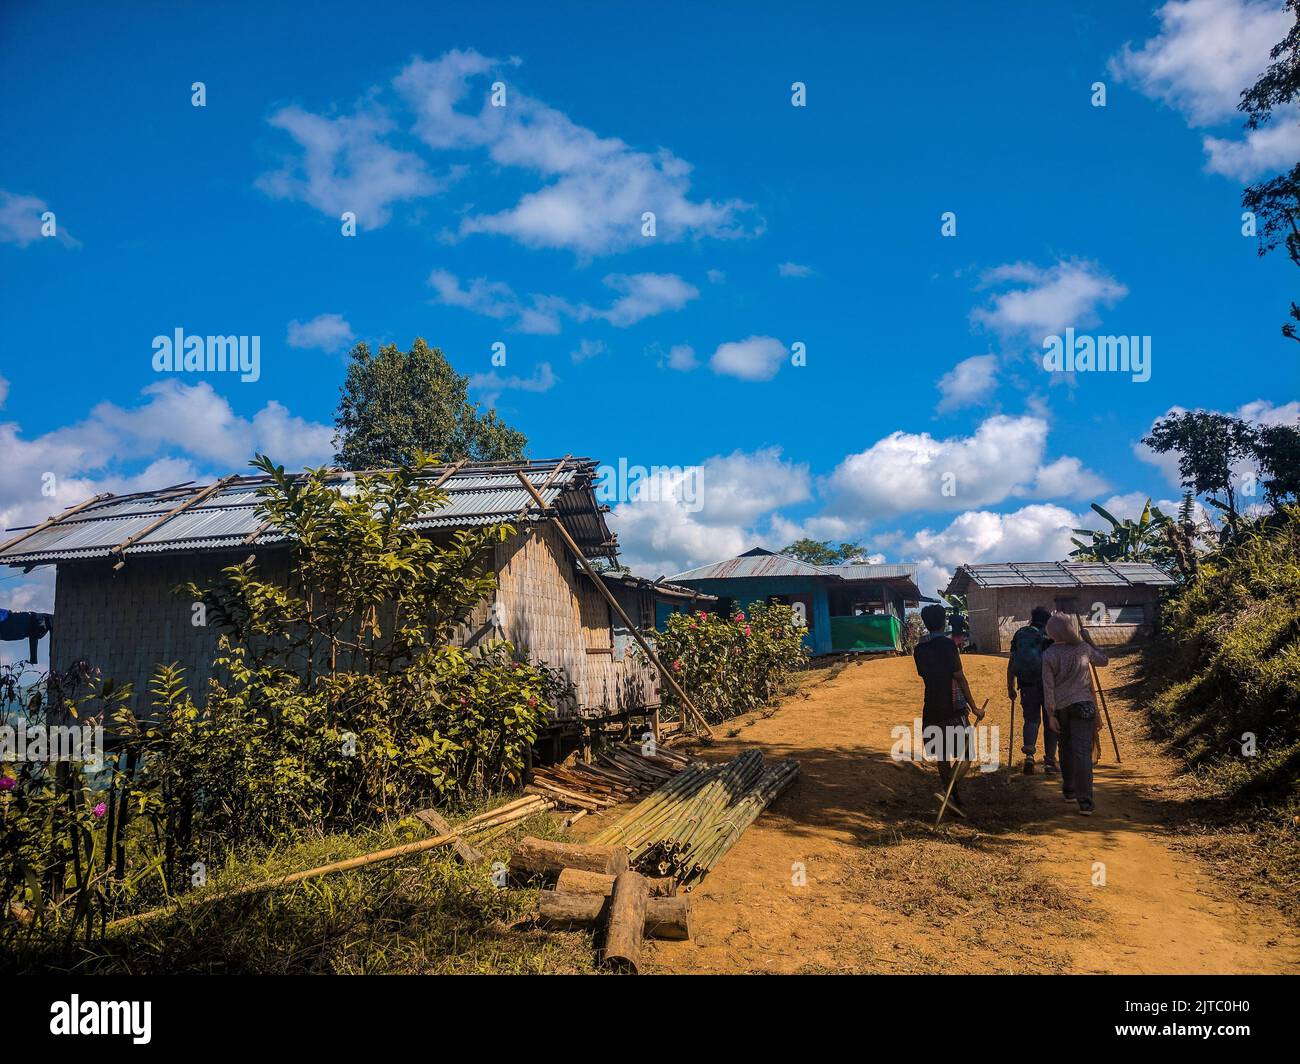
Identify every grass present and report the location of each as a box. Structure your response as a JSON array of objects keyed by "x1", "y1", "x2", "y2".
[{"x1": 2, "y1": 801, "x2": 599, "y2": 975}]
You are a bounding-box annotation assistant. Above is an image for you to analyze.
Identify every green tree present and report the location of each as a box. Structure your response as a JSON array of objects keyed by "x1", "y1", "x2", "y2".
[
  {"x1": 780, "y1": 538, "x2": 867, "y2": 566},
  {"x1": 1239, "y1": 0, "x2": 1300, "y2": 343},
  {"x1": 334, "y1": 338, "x2": 527, "y2": 469},
  {"x1": 1142, "y1": 412, "x2": 1260, "y2": 537},
  {"x1": 1254, "y1": 422, "x2": 1300, "y2": 504}
]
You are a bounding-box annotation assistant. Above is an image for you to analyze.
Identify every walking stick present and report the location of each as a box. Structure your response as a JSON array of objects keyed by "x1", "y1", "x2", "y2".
[
  {"x1": 1007, "y1": 694, "x2": 1016, "y2": 772},
  {"x1": 936, "y1": 701, "x2": 986, "y2": 824},
  {"x1": 1074, "y1": 613, "x2": 1120, "y2": 764},
  {"x1": 1090, "y1": 661, "x2": 1121, "y2": 763}
]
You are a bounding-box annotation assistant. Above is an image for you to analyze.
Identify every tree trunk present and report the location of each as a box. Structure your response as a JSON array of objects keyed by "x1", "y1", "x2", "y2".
[
  {"x1": 601, "y1": 871, "x2": 648, "y2": 973},
  {"x1": 536, "y1": 890, "x2": 692, "y2": 942},
  {"x1": 509, "y1": 836, "x2": 628, "y2": 881}
]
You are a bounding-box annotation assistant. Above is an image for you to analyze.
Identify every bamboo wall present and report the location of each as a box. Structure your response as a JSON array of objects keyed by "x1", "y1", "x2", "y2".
[
  {"x1": 487, "y1": 523, "x2": 658, "y2": 721},
  {"x1": 49, "y1": 523, "x2": 657, "y2": 726}
]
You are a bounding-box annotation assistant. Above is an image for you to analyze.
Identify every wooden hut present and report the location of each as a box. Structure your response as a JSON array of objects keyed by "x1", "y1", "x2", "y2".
[
  {"x1": 943, "y1": 560, "x2": 1176, "y2": 652},
  {"x1": 0, "y1": 458, "x2": 667, "y2": 727}
]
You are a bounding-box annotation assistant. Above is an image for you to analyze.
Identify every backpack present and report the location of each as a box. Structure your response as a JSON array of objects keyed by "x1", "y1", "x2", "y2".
[{"x1": 1009, "y1": 625, "x2": 1046, "y2": 686}]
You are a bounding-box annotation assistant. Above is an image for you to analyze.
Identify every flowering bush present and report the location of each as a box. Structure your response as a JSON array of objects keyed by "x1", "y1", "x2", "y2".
[{"x1": 652, "y1": 602, "x2": 808, "y2": 724}]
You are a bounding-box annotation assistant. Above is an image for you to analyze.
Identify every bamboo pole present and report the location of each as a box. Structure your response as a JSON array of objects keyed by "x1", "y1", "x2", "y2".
[
  {"x1": 106, "y1": 795, "x2": 552, "y2": 933},
  {"x1": 107, "y1": 828, "x2": 464, "y2": 932},
  {"x1": 514, "y1": 470, "x2": 713, "y2": 737},
  {"x1": 109, "y1": 476, "x2": 237, "y2": 569},
  {"x1": 0, "y1": 492, "x2": 114, "y2": 555}
]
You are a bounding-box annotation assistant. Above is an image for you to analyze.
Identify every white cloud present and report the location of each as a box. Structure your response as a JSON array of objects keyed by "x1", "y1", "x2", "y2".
[
  {"x1": 664, "y1": 344, "x2": 699, "y2": 371},
  {"x1": 824, "y1": 414, "x2": 1107, "y2": 521},
  {"x1": 0, "y1": 189, "x2": 78, "y2": 248},
  {"x1": 394, "y1": 50, "x2": 759, "y2": 256},
  {"x1": 570, "y1": 339, "x2": 607, "y2": 363},
  {"x1": 710, "y1": 336, "x2": 787, "y2": 381},
  {"x1": 706, "y1": 269, "x2": 726, "y2": 284},
  {"x1": 1110, "y1": 1, "x2": 1295, "y2": 180},
  {"x1": 904, "y1": 503, "x2": 1084, "y2": 598},
  {"x1": 428, "y1": 269, "x2": 696, "y2": 333},
  {"x1": 972, "y1": 259, "x2": 1128, "y2": 342},
  {"x1": 0, "y1": 375, "x2": 8, "y2": 408},
  {"x1": 607, "y1": 448, "x2": 810, "y2": 575},
  {"x1": 287, "y1": 313, "x2": 355, "y2": 352},
  {"x1": 1110, "y1": 0, "x2": 1289, "y2": 125},
  {"x1": 777, "y1": 262, "x2": 813, "y2": 278},
  {"x1": 1032, "y1": 456, "x2": 1111, "y2": 499},
  {"x1": 256, "y1": 105, "x2": 441, "y2": 229},
  {"x1": 936, "y1": 354, "x2": 998, "y2": 412},
  {"x1": 467, "y1": 362, "x2": 557, "y2": 406},
  {"x1": 1204, "y1": 118, "x2": 1300, "y2": 179},
  {"x1": 593, "y1": 273, "x2": 699, "y2": 327}
]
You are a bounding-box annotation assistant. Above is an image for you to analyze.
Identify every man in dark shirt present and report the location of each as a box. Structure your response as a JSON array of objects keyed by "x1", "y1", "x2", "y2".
[{"x1": 913, "y1": 603, "x2": 982, "y2": 812}]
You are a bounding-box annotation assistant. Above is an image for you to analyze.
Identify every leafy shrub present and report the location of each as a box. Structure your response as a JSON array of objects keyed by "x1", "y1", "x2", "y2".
[
  {"x1": 1146, "y1": 505, "x2": 1300, "y2": 799},
  {"x1": 2, "y1": 455, "x2": 567, "y2": 945},
  {"x1": 653, "y1": 602, "x2": 808, "y2": 724}
]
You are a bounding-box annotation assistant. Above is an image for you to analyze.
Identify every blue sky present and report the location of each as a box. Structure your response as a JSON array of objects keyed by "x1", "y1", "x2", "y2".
[{"x1": 2, "y1": 0, "x2": 1298, "y2": 651}]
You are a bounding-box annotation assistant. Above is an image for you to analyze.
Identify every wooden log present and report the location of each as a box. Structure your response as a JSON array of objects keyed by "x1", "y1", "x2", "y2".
[
  {"x1": 602, "y1": 871, "x2": 649, "y2": 972},
  {"x1": 509, "y1": 836, "x2": 628, "y2": 881},
  {"x1": 556, "y1": 867, "x2": 676, "y2": 897},
  {"x1": 535, "y1": 891, "x2": 693, "y2": 942},
  {"x1": 414, "y1": 809, "x2": 484, "y2": 865}
]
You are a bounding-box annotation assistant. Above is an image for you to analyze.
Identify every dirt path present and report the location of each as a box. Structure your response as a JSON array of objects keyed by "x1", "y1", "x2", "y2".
[{"x1": 618, "y1": 655, "x2": 1299, "y2": 974}]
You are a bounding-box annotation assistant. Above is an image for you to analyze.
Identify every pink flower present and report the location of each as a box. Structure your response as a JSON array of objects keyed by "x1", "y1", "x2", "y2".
[
  {"x1": 744, "y1": 626, "x2": 752, "y2": 637},
  {"x1": 672, "y1": 659, "x2": 683, "y2": 671},
  {"x1": 528, "y1": 696, "x2": 537, "y2": 707},
  {"x1": 689, "y1": 622, "x2": 698, "y2": 629},
  {"x1": 92, "y1": 802, "x2": 107, "y2": 818},
  {"x1": 735, "y1": 611, "x2": 746, "y2": 622},
  {"x1": 0, "y1": 776, "x2": 14, "y2": 792}
]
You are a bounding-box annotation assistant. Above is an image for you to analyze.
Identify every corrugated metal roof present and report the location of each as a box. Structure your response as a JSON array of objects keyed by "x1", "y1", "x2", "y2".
[
  {"x1": 668, "y1": 550, "x2": 925, "y2": 600},
  {"x1": 944, "y1": 560, "x2": 1176, "y2": 596},
  {"x1": 830, "y1": 563, "x2": 917, "y2": 581},
  {"x1": 0, "y1": 459, "x2": 617, "y2": 566},
  {"x1": 669, "y1": 548, "x2": 833, "y2": 582}
]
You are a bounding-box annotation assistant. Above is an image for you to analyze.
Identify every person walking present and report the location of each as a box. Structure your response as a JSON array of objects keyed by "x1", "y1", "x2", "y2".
[
  {"x1": 1007, "y1": 606, "x2": 1055, "y2": 775},
  {"x1": 914, "y1": 603, "x2": 984, "y2": 815},
  {"x1": 1042, "y1": 613, "x2": 1107, "y2": 816}
]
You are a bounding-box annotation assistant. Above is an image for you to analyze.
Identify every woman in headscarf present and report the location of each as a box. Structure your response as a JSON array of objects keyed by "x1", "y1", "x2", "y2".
[{"x1": 1042, "y1": 612, "x2": 1108, "y2": 815}]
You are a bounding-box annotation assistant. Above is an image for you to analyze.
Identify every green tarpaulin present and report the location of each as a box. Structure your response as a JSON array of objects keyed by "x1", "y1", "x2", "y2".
[{"x1": 829, "y1": 614, "x2": 900, "y2": 653}]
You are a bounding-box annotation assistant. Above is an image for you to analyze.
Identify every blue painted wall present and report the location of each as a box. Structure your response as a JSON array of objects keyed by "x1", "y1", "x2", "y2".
[{"x1": 668, "y1": 577, "x2": 832, "y2": 655}]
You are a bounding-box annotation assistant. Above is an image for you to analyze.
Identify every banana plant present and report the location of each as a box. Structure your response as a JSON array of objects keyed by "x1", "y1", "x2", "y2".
[{"x1": 1070, "y1": 499, "x2": 1171, "y2": 562}]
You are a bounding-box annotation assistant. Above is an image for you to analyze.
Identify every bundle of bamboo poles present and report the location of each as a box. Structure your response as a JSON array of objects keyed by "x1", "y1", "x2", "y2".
[
  {"x1": 591, "y1": 750, "x2": 799, "y2": 887},
  {"x1": 526, "y1": 743, "x2": 697, "y2": 812}
]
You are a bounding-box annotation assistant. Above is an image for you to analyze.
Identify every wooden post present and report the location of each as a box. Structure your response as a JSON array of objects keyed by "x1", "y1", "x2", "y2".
[
  {"x1": 601, "y1": 870, "x2": 649, "y2": 971},
  {"x1": 514, "y1": 470, "x2": 713, "y2": 738}
]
